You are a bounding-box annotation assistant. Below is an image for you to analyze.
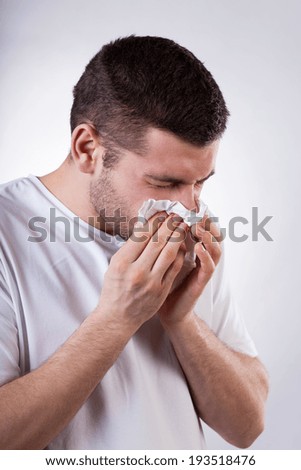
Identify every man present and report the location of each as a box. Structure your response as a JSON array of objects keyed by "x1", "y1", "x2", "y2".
[{"x1": 0, "y1": 36, "x2": 268, "y2": 449}]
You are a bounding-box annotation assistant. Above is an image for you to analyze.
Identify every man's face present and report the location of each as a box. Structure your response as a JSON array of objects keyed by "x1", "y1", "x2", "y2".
[{"x1": 90, "y1": 128, "x2": 219, "y2": 239}]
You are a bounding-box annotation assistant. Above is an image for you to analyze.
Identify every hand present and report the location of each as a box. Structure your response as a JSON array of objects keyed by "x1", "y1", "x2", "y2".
[
  {"x1": 158, "y1": 214, "x2": 223, "y2": 327},
  {"x1": 96, "y1": 213, "x2": 187, "y2": 331}
]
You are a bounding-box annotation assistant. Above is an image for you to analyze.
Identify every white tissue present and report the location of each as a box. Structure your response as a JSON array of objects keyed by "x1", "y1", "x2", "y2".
[
  {"x1": 137, "y1": 199, "x2": 208, "y2": 226},
  {"x1": 137, "y1": 198, "x2": 208, "y2": 291}
]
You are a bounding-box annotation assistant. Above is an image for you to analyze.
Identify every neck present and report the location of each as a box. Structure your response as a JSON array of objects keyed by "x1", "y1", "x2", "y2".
[{"x1": 38, "y1": 158, "x2": 102, "y2": 230}]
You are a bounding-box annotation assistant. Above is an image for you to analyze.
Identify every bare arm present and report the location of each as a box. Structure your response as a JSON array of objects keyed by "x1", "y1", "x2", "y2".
[
  {"x1": 158, "y1": 217, "x2": 269, "y2": 447},
  {"x1": 161, "y1": 312, "x2": 269, "y2": 448},
  {"x1": 0, "y1": 213, "x2": 186, "y2": 449},
  {"x1": 0, "y1": 310, "x2": 134, "y2": 449}
]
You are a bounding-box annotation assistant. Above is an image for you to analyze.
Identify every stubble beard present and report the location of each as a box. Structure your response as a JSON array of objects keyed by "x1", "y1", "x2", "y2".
[{"x1": 89, "y1": 169, "x2": 132, "y2": 240}]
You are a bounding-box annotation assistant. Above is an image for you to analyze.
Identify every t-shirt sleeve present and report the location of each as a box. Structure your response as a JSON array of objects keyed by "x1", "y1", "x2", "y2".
[
  {"x1": 0, "y1": 258, "x2": 21, "y2": 386},
  {"x1": 196, "y1": 242, "x2": 258, "y2": 357}
]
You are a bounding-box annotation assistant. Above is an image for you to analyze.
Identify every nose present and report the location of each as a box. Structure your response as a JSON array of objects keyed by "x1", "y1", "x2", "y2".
[{"x1": 177, "y1": 185, "x2": 200, "y2": 212}]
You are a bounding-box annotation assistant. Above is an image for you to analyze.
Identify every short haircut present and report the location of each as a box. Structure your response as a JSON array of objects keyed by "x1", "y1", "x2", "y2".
[{"x1": 70, "y1": 35, "x2": 229, "y2": 167}]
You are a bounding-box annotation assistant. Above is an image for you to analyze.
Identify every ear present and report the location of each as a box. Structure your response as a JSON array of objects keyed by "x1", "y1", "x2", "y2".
[{"x1": 70, "y1": 124, "x2": 104, "y2": 174}]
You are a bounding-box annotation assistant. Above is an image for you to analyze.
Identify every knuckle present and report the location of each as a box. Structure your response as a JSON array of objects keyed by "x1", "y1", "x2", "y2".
[
  {"x1": 149, "y1": 277, "x2": 160, "y2": 292},
  {"x1": 129, "y1": 268, "x2": 144, "y2": 286},
  {"x1": 111, "y1": 257, "x2": 127, "y2": 275}
]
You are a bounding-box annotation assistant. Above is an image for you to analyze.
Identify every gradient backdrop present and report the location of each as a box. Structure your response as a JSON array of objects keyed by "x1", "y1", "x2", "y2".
[{"x1": 1, "y1": 0, "x2": 300, "y2": 449}]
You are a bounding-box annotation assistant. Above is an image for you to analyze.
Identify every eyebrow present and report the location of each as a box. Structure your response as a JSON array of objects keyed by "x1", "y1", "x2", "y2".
[{"x1": 144, "y1": 169, "x2": 215, "y2": 185}]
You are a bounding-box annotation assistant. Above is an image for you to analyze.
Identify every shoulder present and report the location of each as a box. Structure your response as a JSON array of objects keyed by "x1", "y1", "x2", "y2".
[
  {"x1": 0, "y1": 175, "x2": 44, "y2": 243},
  {"x1": 0, "y1": 175, "x2": 36, "y2": 201},
  {"x1": 0, "y1": 174, "x2": 41, "y2": 216},
  {"x1": 0, "y1": 175, "x2": 30, "y2": 210}
]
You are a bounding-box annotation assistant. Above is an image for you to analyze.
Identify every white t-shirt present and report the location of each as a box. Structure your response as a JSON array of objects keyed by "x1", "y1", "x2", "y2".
[{"x1": 0, "y1": 175, "x2": 257, "y2": 450}]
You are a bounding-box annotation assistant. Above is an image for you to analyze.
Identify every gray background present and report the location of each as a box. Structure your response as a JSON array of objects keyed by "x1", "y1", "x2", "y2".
[{"x1": 0, "y1": 0, "x2": 300, "y2": 449}]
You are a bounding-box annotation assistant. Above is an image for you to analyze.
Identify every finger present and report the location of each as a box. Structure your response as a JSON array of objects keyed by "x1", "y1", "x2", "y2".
[
  {"x1": 151, "y1": 222, "x2": 188, "y2": 276},
  {"x1": 136, "y1": 215, "x2": 184, "y2": 269},
  {"x1": 179, "y1": 242, "x2": 215, "y2": 300},
  {"x1": 203, "y1": 216, "x2": 223, "y2": 242},
  {"x1": 198, "y1": 230, "x2": 222, "y2": 265},
  {"x1": 117, "y1": 211, "x2": 168, "y2": 262},
  {"x1": 195, "y1": 220, "x2": 221, "y2": 241},
  {"x1": 191, "y1": 215, "x2": 223, "y2": 243},
  {"x1": 194, "y1": 242, "x2": 215, "y2": 283},
  {"x1": 162, "y1": 247, "x2": 186, "y2": 287}
]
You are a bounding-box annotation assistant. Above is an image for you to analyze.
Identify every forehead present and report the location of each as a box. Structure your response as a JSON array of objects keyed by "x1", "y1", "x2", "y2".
[{"x1": 136, "y1": 128, "x2": 219, "y2": 178}]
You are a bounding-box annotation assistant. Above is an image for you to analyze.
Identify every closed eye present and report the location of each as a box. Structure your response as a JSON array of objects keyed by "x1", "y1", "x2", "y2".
[
  {"x1": 151, "y1": 181, "x2": 204, "y2": 189},
  {"x1": 145, "y1": 170, "x2": 215, "y2": 189},
  {"x1": 151, "y1": 182, "x2": 181, "y2": 189}
]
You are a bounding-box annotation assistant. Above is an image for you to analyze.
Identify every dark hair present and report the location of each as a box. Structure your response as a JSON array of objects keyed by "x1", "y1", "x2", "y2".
[{"x1": 70, "y1": 35, "x2": 229, "y2": 166}]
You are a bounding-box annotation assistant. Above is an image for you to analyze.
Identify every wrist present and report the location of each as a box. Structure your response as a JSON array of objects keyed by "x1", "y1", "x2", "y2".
[
  {"x1": 91, "y1": 305, "x2": 141, "y2": 339},
  {"x1": 159, "y1": 309, "x2": 196, "y2": 333}
]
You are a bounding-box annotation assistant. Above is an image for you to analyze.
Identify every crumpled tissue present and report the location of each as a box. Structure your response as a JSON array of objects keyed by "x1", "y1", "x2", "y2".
[
  {"x1": 137, "y1": 198, "x2": 209, "y2": 290},
  {"x1": 137, "y1": 198, "x2": 208, "y2": 227}
]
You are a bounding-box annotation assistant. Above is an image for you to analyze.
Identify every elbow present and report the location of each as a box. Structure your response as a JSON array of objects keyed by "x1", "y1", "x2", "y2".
[
  {"x1": 228, "y1": 408, "x2": 266, "y2": 449},
  {"x1": 235, "y1": 418, "x2": 265, "y2": 449},
  {"x1": 231, "y1": 365, "x2": 269, "y2": 448}
]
